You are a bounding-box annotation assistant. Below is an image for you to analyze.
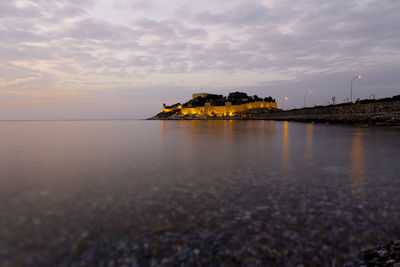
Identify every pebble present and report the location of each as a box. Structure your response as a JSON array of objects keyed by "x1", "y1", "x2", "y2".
[
  {"x1": 1, "y1": 158, "x2": 400, "y2": 266},
  {"x1": 360, "y1": 240, "x2": 400, "y2": 266}
]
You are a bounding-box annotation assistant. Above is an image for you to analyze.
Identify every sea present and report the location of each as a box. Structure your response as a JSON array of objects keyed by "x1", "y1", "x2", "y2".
[{"x1": 0, "y1": 120, "x2": 399, "y2": 265}]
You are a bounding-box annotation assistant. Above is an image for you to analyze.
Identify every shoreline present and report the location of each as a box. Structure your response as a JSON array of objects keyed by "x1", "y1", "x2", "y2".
[
  {"x1": 149, "y1": 98, "x2": 400, "y2": 126},
  {"x1": 147, "y1": 115, "x2": 400, "y2": 126}
]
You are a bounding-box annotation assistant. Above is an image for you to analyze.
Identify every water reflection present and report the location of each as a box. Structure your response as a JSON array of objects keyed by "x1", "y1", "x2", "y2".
[
  {"x1": 1, "y1": 121, "x2": 400, "y2": 266},
  {"x1": 282, "y1": 121, "x2": 290, "y2": 169},
  {"x1": 269, "y1": 120, "x2": 275, "y2": 136},
  {"x1": 306, "y1": 123, "x2": 313, "y2": 161},
  {"x1": 161, "y1": 120, "x2": 167, "y2": 154},
  {"x1": 350, "y1": 130, "x2": 365, "y2": 200}
]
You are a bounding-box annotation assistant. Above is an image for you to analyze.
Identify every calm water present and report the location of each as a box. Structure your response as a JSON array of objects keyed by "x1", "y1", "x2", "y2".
[{"x1": 1, "y1": 120, "x2": 399, "y2": 266}]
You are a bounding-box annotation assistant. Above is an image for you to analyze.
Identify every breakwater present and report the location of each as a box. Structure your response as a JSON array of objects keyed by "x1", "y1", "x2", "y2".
[{"x1": 253, "y1": 99, "x2": 400, "y2": 125}]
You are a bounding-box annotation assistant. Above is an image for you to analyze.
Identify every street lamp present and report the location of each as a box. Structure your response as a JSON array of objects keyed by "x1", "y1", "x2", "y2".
[
  {"x1": 281, "y1": 96, "x2": 288, "y2": 110},
  {"x1": 304, "y1": 90, "x2": 312, "y2": 107},
  {"x1": 350, "y1": 75, "x2": 362, "y2": 102}
]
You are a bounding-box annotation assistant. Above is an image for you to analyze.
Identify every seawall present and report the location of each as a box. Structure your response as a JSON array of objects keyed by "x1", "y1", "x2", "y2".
[{"x1": 252, "y1": 100, "x2": 400, "y2": 125}]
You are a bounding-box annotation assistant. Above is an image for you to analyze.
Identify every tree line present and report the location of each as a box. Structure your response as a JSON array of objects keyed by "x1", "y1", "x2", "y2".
[{"x1": 163, "y1": 92, "x2": 276, "y2": 109}]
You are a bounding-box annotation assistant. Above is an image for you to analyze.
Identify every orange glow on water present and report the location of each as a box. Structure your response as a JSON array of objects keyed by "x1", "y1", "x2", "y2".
[
  {"x1": 282, "y1": 121, "x2": 290, "y2": 169},
  {"x1": 350, "y1": 130, "x2": 365, "y2": 200},
  {"x1": 306, "y1": 123, "x2": 313, "y2": 160}
]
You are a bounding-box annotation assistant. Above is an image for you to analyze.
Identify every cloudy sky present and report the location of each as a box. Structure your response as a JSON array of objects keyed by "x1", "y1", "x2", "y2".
[{"x1": 1, "y1": 0, "x2": 400, "y2": 119}]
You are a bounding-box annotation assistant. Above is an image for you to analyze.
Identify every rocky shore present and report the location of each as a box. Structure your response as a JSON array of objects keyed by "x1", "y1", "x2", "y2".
[{"x1": 358, "y1": 240, "x2": 400, "y2": 266}]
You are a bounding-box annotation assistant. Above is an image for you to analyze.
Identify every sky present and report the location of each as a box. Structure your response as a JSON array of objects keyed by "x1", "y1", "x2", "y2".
[{"x1": 1, "y1": 0, "x2": 400, "y2": 119}]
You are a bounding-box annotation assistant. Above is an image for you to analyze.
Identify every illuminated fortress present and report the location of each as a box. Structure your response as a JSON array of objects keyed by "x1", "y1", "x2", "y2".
[{"x1": 161, "y1": 92, "x2": 278, "y2": 118}]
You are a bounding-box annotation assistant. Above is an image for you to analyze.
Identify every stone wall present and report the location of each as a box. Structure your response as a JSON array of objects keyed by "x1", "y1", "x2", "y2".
[
  {"x1": 165, "y1": 101, "x2": 278, "y2": 117},
  {"x1": 253, "y1": 100, "x2": 400, "y2": 125}
]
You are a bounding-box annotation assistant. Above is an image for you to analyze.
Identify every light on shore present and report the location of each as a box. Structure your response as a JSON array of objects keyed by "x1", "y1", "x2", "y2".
[{"x1": 350, "y1": 75, "x2": 363, "y2": 102}]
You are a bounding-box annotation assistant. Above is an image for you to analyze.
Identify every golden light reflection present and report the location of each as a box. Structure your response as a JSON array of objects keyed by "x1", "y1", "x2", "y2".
[
  {"x1": 269, "y1": 120, "x2": 275, "y2": 136},
  {"x1": 161, "y1": 120, "x2": 168, "y2": 155},
  {"x1": 282, "y1": 121, "x2": 290, "y2": 169},
  {"x1": 223, "y1": 120, "x2": 229, "y2": 145},
  {"x1": 228, "y1": 120, "x2": 234, "y2": 146},
  {"x1": 306, "y1": 123, "x2": 313, "y2": 160},
  {"x1": 350, "y1": 130, "x2": 365, "y2": 200}
]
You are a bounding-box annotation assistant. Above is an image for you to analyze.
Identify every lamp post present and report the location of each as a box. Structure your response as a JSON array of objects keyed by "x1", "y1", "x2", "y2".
[
  {"x1": 304, "y1": 90, "x2": 312, "y2": 108},
  {"x1": 350, "y1": 75, "x2": 362, "y2": 102},
  {"x1": 281, "y1": 96, "x2": 288, "y2": 110}
]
